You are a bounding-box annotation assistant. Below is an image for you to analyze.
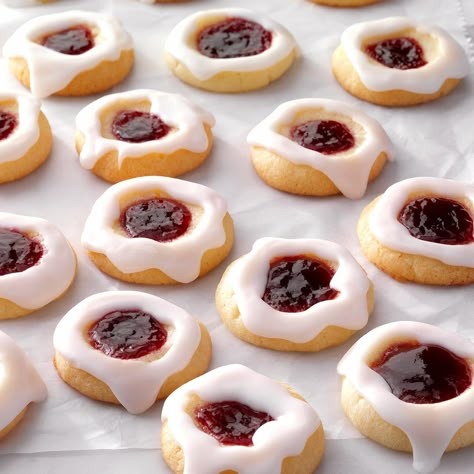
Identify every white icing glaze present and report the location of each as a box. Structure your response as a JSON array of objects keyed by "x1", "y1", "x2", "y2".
[
  {"x1": 0, "y1": 330, "x2": 47, "y2": 431},
  {"x1": 340, "y1": 17, "x2": 469, "y2": 94},
  {"x1": 53, "y1": 291, "x2": 202, "y2": 414},
  {"x1": 231, "y1": 237, "x2": 371, "y2": 343},
  {"x1": 247, "y1": 98, "x2": 393, "y2": 200},
  {"x1": 81, "y1": 176, "x2": 229, "y2": 283},
  {"x1": 0, "y1": 212, "x2": 76, "y2": 309},
  {"x1": 165, "y1": 8, "x2": 297, "y2": 80},
  {"x1": 76, "y1": 89, "x2": 215, "y2": 170},
  {"x1": 369, "y1": 177, "x2": 474, "y2": 267},
  {"x1": 162, "y1": 364, "x2": 321, "y2": 474},
  {"x1": 2, "y1": 10, "x2": 133, "y2": 98},
  {"x1": 338, "y1": 321, "x2": 474, "y2": 473}
]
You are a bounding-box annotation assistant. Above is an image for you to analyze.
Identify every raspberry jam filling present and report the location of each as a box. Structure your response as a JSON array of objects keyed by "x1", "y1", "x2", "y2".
[
  {"x1": 290, "y1": 120, "x2": 355, "y2": 155},
  {"x1": 194, "y1": 401, "x2": 274, "y2": 446},
  {"x1": 398, "y1": 197, "x2": 474, "y2": 245},
  {"x1": 197, "y1": 17, "x2": 272, "y2": 59},
  {"x1": 41, "y1": 25, "x2": 94, "y2": 55},
  {"x1": 111, "y1": 111, "x2": 171, "y2": 143},
  {"x1": 0, "y1": 111, "x2": 17, "y2": 141},
  {"x1": 0, "y1": 228, "x2": 43, "y2": 276},
  {"x1": 365, "y1": 37, "x2": 427, "y2": 70},
  {"x1": 371, "y1": 342, "x2": 472, "y2": 404},
  {"x1": 120, "y1": 198, "x2": 192, "y2": 243},
  {"x1": 88, "y1": 310, "x2": 168, "y2": 359},
  {"x1": 262, "y1": 255, "x2": 338, "y2": 313}
]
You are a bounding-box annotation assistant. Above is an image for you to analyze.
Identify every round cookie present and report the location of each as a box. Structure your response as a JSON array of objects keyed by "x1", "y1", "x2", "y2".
[
  {"x1": 216, "y1": 237, "x2": 373, "y2": 352},
  {"x1": 247, "y1": 98, "x2": 392, "y2": 199},
  {"x1": 164, "y1": 8, "x2": 297, "y2": 93},
  {"x1": 308, "y1": 0, "x2": 383, "y2": 6},
  {"x1": 357, "y1": 177, "x2": 474, "y2": 285},
  {"x1": 161, "y1": 364, "x2": 325, "y2": 474},
  {"x1": 332, "y1": 17, "x2": 469, "y2": 106},
  {"x1": 3, "y1": 10, "x2": 134, "y2": 98},
  {"x1": 75, "y1": 89, "x2": 215, "y2": 183}
]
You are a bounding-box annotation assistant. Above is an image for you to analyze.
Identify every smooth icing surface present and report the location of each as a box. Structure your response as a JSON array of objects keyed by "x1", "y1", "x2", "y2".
[
  {"x1": 338, "y1": 321, "x2": 474, "y2": 473},
  {"x1": 2, "y1": 10, "x2": 133, "y2": 98},
  {"x1": 340, "y1": 17, "x2": 469, "y2": 93},
  {"x1": 164, "y1": 8, "x2": 297, "y2": 80},
  {"x1": 247, "y1": 98, "x2": 393, "y2": 199},
  {"x1": 369, "y1": 177, "x2": 474, "y2": 267},
  {"x1": 162, "y1": 364, "x2": 321, "y2": 474},
  {"x1": 53, "y1": 291, "x2": 202, "y2": 414}
]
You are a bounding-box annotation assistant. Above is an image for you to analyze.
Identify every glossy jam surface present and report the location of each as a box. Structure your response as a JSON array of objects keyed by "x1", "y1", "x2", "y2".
[
  {"x1": 112, "y1": 111, "x2": 171, "y2": 143},
  {"x1": 290, "y1": 120, "x2": 355, "y2": 155},
  {"x1": 398, "y1": 197, "x2": 474, "y2": 245},
  {"x1": 371, "y1": 342, "x2": 472, "y2": 404},
  {"x1": 0, "y1": 111, "x2": 17, "y2": 141},
  {"x1": 197, "y1": 17, "x2": 272, "y2": 59},
  {"x1": 262, "y1": 255, "x2": 338, "y2": 313},
  {"x1": 194, "y1": 401, "x2": 274, "y2": 446},
  {"x1": 88, "y1": 310, "x2": 168, "y2": 359},
  {"x1": 365, "y1": 37, "x2": 427, "y2": 70},
  {"x1": 41, "y1": 25, "x2": 94, "y2": 55},
  {"x1": 0, "y1": 229, "x2": 43, "y2": 276}
]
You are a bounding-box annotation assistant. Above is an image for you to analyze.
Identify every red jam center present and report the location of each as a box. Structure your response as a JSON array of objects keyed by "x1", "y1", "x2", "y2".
[
  {"x1": 112, "y1": 111, "x2": 171, "y2": 143},
  {"x1": 398, "y1": 197, "x2": 474, "y2": 245},
  {"x1": 262, "y1": 255, "x2": 339, "y2": 313},
  {"x1": 88, "y1": 310, "x2": 167, "y2": 359},
  {"x1": 0, "y1": 229, "x2": 43, "y2": 276},
  {"x1": 194, "y1": 401, "x2": 274, "y2": 446},
  {"x1": 365, "y1": 37, "x2": 427, "y2": 70},
  {"x1": 197, "y1": 17, "x2": 272, "y2": 59},
  {"x1": 290, "y1": 120, "x2": 355, "y2": 155},
  {"x1": 0, "y1": 111, "x2": 17, "y2": 141},
  {"x1": 41, "y1": 25, "x2": 94, "y2": 55},
  {"x1": 120, "y1": 198, "x2": 192, "y2": 243},
  {"x1": 371, "y1": 342, "x2": 472, "y2": 404}
]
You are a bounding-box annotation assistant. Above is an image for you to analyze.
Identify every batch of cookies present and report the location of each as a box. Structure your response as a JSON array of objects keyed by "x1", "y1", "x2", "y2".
[{"x1": 0, "y1": 0, "x2": 472, "y2": 472}]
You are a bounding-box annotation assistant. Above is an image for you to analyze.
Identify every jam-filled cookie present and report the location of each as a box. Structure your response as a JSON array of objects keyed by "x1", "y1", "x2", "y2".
[
  {"x1": 75, "y1": 89, "x2": 215, "y2": 183},
  {"x1": 358, "y1": 177, "x2": 474, "y2": 285},
  {"x1": 247, "y1": 98, "x2": 392, "y2": 199},
  {"x1": 81, "y1": 176, "x2": 234, "y2": 285},
  {"x1": 332, "y1": 17, "x2": 469, "y2": 106},
  {"x1": 216, "y1": 237, "x2": 373, "y2": 352},
  {"x1": 53, "y1": 291, "x2": 211, "y2": 414},
  {"x1": 164, "y1": 8, "x2": 297, "y2": 93},
  {"x1": 3, "y1": 10, "x2": 134, "y2": 98},
  {"x1": 0, "y1": 212, "x2": 76, "y2": 319},
  {"x1": 0, "y1": 91, "x2": 52, "y2": 184},
  {"x1": 338, "y1": 321, "x2": 474, "y2": 473},
  {"x1": 161, "y1": 364, "x2": 324, "y2": 473}
]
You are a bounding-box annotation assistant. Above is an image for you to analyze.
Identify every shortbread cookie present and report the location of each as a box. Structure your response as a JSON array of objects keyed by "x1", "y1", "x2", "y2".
[
  {"x1": 165, "y1": 8, "x2": 297, "y2": 92},
  {"x1": 247, "y1": 98, "x2": 392, "y2": 199},
  {"x1": 161, "y1": 364, "x2": 324, "y2": 474},
  {"x1": 338, "y1": 321, "x2": 474, "y2": 473},
  {"x1": 216, "y1": 237, "x2": 373, "y2": 352},
  {"x1": 358, "y1": 177, "x2": 474, "y2": 285},
  {"x1": 82, "y1": 176, "x2": 234, "y2": 285},
  {"x1": 332, "y1": 17, "x2": 469, "y2": 106},
  {"x1": 75, "y1": 89, "x2": 215, "y2": 183},
  {"x1": 3, "y1": 10, "x2": 134, "y2": 97},
  {"x1": 308, "y1": 0, "x2": 382, "y2": 6}
]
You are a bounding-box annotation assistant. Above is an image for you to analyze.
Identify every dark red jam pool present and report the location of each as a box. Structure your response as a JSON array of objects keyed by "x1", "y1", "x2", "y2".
[
  {"x1": 290, "y1": 120, "x2": 355, "y2": 155},
  {"x1": 41, "y1": 25, "x2": 94, "y2": 55},
  {"x1": 262, "y1": 255, "x2": 338, "y2": 313},
  {"x1": 371, "y1": 341, "x2": 472, "y2": 404},
  {"x1": 365, "y1": 37, "x2": 427, "y2": 70},
  {"x1": 194, "y1": 401, "x2": 274, "y2": 446},
  {"x1": 0, "y1": 111, "x2": 17, "y2": 141},
  {"x1": 398, "y1": 197, "x2": 474, "y2": 245},
  {"x1": 120, "y1": 198, "x2": 192, "y2": 243},
  {"x1": 112, "y1": 111, "x2": 171, "y2": 143},
  {"x1": 0, "y1": 228, "x2": 43, "y2": 276},
  {"x1": 197, "y1": 17, "x2": 272, "y2": 59},
  {"x1": 88, "y1": 310, "x2": 167, "y2": 359}
]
